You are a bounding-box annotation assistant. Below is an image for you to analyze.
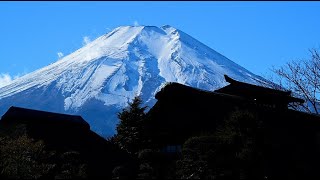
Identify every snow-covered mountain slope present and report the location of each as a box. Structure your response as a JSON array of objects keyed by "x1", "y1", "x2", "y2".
[{"x1": 0, "y1": 25, "x2": 268, "y2": 137}]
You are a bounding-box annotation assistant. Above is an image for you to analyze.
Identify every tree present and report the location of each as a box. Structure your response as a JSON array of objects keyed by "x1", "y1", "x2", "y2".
[
  {"x1": 214, "y1": 110, "x2": 265, "y2": 179},
  {"x1": 114, "y1": 96, "x2": 148, "y2": 155},
  {"x1": 0, "y1": 134, "x2": 56, "y2": 179},
  {"x1": 176, "y1": 110, "x2": 265, "y2": 180},
  {"x1": 0, "y1": 126, "x2": 88, "y2": 179},
  {"x1": 271, "y1": 48, "x2": 320, "y2": 114},
  {"x1": 176, "y1": 136, "x2": 217, "y2": 179},
  {"x1": 54, "y1": 151, "x2": 88, "y2": 179}
]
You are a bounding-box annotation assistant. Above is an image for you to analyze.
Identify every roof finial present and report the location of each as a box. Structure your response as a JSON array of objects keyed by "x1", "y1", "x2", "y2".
[{"x1": 224, "y1": 75, "x2": 235, "y2": 83}]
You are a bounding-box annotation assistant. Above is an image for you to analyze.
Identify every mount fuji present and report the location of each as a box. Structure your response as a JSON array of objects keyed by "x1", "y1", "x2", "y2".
[{"x1": 0, "y1": 25, "x2": 268, "y2": 137}]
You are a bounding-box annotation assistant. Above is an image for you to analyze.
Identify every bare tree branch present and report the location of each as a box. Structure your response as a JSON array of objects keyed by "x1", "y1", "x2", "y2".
[{"x1": 269, "y1": 48, "x2": 320, "y2": 114}]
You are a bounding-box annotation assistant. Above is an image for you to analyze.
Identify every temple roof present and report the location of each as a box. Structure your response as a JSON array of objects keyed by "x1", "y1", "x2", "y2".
[{"x1": 215, "y1": 75, "x2": 304, "y2": 104}]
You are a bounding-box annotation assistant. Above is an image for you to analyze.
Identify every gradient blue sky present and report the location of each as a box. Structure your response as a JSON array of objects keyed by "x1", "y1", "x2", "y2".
[{"x1": 1, "y1": 1, "x2": 320, "y2": 86}]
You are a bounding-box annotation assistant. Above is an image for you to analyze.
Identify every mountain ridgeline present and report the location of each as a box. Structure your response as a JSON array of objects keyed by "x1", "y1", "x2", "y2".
[{"x1": 0, "y1": 25, "x2": 268, "y2": 137}]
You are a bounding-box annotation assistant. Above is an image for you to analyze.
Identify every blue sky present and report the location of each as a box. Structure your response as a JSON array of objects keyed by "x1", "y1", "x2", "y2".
[{"x1": 1, "y1": 1, "x2": 320, "y2": 86}]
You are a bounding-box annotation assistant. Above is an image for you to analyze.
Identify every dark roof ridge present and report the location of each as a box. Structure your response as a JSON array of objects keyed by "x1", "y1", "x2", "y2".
[
  {"x1": 224, "y1": 75, "x2": 292, "y2": 96},
  {"x1": 8, "y1": 106, "x2": 82, "y2": 118},
  {"x1": 1, "y1": 106, "x2": 90, "y2": 129}
]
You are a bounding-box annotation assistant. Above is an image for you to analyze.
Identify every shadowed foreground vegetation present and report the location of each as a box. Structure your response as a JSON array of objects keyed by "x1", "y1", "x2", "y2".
[
  {"x1": 1, "y1": 86, "x2": 320, "y2": 179},
  {"x1": 111, "y1": 98, "x2": 267, "y2": 179},
  {"x1": 0, "y1": 125, "x2": 88, "y2": 179}
]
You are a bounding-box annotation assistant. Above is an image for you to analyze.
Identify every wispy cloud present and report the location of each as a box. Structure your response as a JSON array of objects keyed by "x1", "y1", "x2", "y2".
[
  {"x1": 57, "y1": 52, "x2": 64, "y2": 59},
  {"x1": 0, "y1": 71, "x2": 28, "y2": 88},
  {"x1": 0, "y1": 73, "x2": 13, "y2": 88},
  {"x1": 133, "y1": 20, "x2": 139, "y2": 26},
  {"x1": 83, "y1": 36, "x2": 91, "y2": 45}
]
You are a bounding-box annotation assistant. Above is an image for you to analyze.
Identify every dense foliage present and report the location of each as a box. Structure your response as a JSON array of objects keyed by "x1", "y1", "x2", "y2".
[
  {"x1": 114, "y1": 96, "x2": 149, "y2": 155},
  {"x1": 175, "y1": 110, "x2": 265, "y2": 179},
  {"x1": 0, "y1": 127, "x2": 88, "y2": 179}
]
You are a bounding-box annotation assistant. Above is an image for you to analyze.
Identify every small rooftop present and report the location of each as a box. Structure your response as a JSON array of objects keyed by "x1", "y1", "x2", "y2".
[
  {"x1": 1, "y1": 106, "x2": 90, "y2": 130},
  {"x1": 216, "y1": 75, "x2": 304, "y2": 104}
]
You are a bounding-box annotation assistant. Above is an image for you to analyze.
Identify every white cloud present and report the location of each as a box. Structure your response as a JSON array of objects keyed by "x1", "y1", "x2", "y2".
[
  {"x1": 133, "y1": 20, "x2": 139, "y2": 26},
  {"x1": 83, "y1": 36, "x2": 91, "y2": 45},
  {"x1": 57, "y1": 52, "x2": 64, "y2": 59},
  {"x1": 13, "y1": 75, "x2": 21, "y2": 79},
  {"x1": 0, "y1": 73, "x2": 13, "y2": 88},
  {"x1": 0, "y1": 71, "x2": 25, "y2": 88},
  {"x1": 106, "y1": 27, "x2": 111, "y2": 33}
]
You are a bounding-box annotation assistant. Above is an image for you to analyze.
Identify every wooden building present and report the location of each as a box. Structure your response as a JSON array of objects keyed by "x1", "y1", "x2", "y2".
[
  {"x1": 0, "y1": 106, "x2": 96, "y2": 150},
  {"x1": 216, "y1": 75, "x2": 304, "y2": 109},
  {"x1": 147, "y1": 75, "x2": 320, "y2": 178},
  {"x1": 148, "y1": 75, "x2": 307, "y2": 146},
  {"x1": 0, "y1": 106, "x2": 127, "y2": 178}
]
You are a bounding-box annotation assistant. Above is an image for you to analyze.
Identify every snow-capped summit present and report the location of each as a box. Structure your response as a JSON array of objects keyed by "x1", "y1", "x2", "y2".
[{"x1": 0, "y1": 25, "x2": 268, "y2": 137}]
